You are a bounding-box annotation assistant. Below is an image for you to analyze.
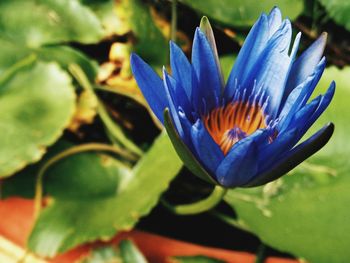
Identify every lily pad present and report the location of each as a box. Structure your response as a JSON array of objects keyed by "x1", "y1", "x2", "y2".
[
  {"x1": 0, "y1": 0, "x2": 104, "y2": 48},
  {"x1": 0, "y1": 61, "x2": 76, "y2": 178},
  {"x1": 81, "y1": 0, "x2": 121, "y2": 37},
  {"x1": 319, "y1": 0, "x2": 350, "y2": 31},
  {"x1": 28, "y1": 132, "x2": 182, "y2": 257},
  {"x1": 224, "y1": 67, "x2": 350, "y2": 263},
  {"x1": 180, "y1": 0, "x2": 304, "y2": 27},
  {"x1": 0, "y1": 38, "x2": 98, "y2": 80}
]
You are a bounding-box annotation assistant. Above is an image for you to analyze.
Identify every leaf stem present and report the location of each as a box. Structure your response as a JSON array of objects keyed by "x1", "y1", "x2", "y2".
[
  {"x1": 0, "y1": 54, "x2": 37, "y2": 85},
  {"x1": 255, "y1": 243, "x2": 266, "y2": 263},
  {"x1": 34, "y1": 143, "x2": 135, "y2": 219},
  {"x1": 171, "y1": 0, "x2": 177, "y2": 42},
  {"x1": 69, "y1": 64, "x2": 143, "y2": 156},
  {"x1": 161, "y1": 186, "x2": 227, "y2": 215}
]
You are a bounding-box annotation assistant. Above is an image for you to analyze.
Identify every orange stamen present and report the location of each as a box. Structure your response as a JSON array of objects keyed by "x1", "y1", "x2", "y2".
[{"x1": 203, "y1": 102, "x2": 266, "y2": 155}]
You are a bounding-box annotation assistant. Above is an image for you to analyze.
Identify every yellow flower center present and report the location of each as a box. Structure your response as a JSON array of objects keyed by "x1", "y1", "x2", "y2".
[{"x1": 203, "y1": 102, "x2": 267, "y2": 155}]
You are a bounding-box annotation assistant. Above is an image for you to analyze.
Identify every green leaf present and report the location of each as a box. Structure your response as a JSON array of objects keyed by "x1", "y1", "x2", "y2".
[
  {"x1": 319, "y1": 0, "x2": 350, "y2": 31},
  {"x1": 0, "y1": 38, "x2": 98, "y2": 81},
  {"x1": 0, "y1": 61, "x2": 76, "y2": 178},
  {"x1": 219, "y1": 55, "x2": 235, "y2": 82},
  {"x1": 81, "y1": 0, "x2": 121, "y2": 37},
  {"x1": 0, "y1": 0, "x2": 104, "y2": 47},
  {"x1": 28, "y1": 132, "x2": 182, "y2": 257},
  {"x1": 224, "y1": 67, "x2": 350, "y2": 263},
  {"x1": 121, "y1": 0, "x2": 168, "y2": 65},
  {"x1": 82, "y1": 246, "x2": 121, "y2": 263},
  {"x1": 180, "y1": 0, "x2": 304, "y2": 27},
  {"x1": 119, "y1": 239, "x2": 148, "y2": 263},
  {"x1": 81, "y1": 239, "x2": 147, "y2": 263}
]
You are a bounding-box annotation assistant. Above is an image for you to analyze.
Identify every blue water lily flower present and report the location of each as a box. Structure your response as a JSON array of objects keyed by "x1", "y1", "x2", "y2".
[{"x1": 131, "y1": 7, "x2": 335, "y2": 188}]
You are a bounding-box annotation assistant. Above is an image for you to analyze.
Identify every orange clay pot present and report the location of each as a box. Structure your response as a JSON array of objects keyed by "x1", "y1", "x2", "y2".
[{"x1": 0, "y1": 197, "x2": 298, "y2": 263}]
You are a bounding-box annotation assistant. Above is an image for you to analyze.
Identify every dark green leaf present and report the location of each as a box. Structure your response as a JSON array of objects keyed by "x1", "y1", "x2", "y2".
[
  {"x1": 121, "y1": 0, "x2": 168, "y2": 65},
  {"x1": 180, "y1": 0, "x2": 304, "y2": 27},
  {"x1": 319, "y1": 0, "x2": 350, "y2": 31}
]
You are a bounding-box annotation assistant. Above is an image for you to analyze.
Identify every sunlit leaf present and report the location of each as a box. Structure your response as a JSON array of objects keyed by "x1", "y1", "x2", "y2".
[
  {"x1": 0, "y1": 38, "x2": 98, "y2": 80},
  {"x1": 28, "y1": 132, "x2": 182, "y2": 257},
  {"x1": 81, "y1": 0, "x2": 122, "y2": 37},
  {"x1": 0, "y1": 61, "x2": 76, "y2": 178},
  {"x1": 0, "y1": 0, "x2": 104, "y2": 47},
  {"x1": 224, "y1": 67, "x2": 350, "y2": 263}
]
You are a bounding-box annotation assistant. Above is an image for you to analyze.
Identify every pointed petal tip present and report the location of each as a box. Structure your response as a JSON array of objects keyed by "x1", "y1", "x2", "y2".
[
  {"x1": 200, "y1": 16, "x2": 210, "y2": 26},
  {"x1": 320, "y1": 31, "x2": 328, "y2": 41},
  {"x1": 130, "y1": 52, "x2": 137, "y2": 64},
  {"x1": 169, "y1": 39, "x2": 177, "y2": 48},
  {"x1": 199, "y1": 16, "x2": 213, "y2": 35},
  {"x1": 313, "y1": 32, "x2": 328, "y2": 50},
  {"x1": 323, "y1": 80, "x2": 336, "y2": 100},
  {"x1": 130, "y1": 52, "x2": 140, "y2": 63},
  {"x1": 270, "y1": 6, "x2": 281, "y2": 13},
  {"x1": 130, "y1": 53, "x2": 144, "y2": 73},
  {"x1": 268, "y1": 6, "x2": 282, "y2": 20}
]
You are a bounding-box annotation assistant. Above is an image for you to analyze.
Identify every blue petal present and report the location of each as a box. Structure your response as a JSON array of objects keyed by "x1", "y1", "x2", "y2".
[
  {"x1": 282, "y1": 33, "x2": 328, "y2": 105},
  {"x1": 178, "y1": 109, "x2": 194, "y2": 148},
  {"x1": 282, "y1": 123, "x2": 334, "y2": 161},
  {"x1": 278, "y1": 95, "x2": 321, "y2": 134},
  {"x1": 301, "y1": 81, "x2": 336, "y2": 133},
  {"x1": 257, "y1": 128, "x2": 299, "y2": 172},
  {"x1": 215, "y1": 130, "x2": 267, "y2": 187},
  {"x1": 170, "y1": 41, "x2": 193, "y2": 100},
  {"x1": 163, "y1": 68, "x2": 184, "y2": 138},
  {"x1": 191, "y1": 28, "x2": 222, "y2": 113},
  {"x1": 270, "y1": 123, "x2": 334, "y2": 173},
  {"x1": 163, "y1": 59, "x2": 192, "y2": 118},
  {"x1": 130, "y1": 53, "x2": 167, "y2": 123},
  {"x1": 224, "y1": 14, "x2": 269, "y2": 99},
  {"x1": 278, "y1": 58, "x2": 326, "y2": 121},
  {"x1": 267, "y1": 7, "x2": 282, "y2": 36},
  {"x1": 247, "y1": 19, "x2": 293, "y2": 118},
  {"x1": 280, "y1": 81, "x2": 335, "y2": 136},
  {"x1": 245, "y1": 123, "x2": 334, "y2": 187},
  {"x1": 190, "y1": 120, "x2": 224, "y2": 174}
]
